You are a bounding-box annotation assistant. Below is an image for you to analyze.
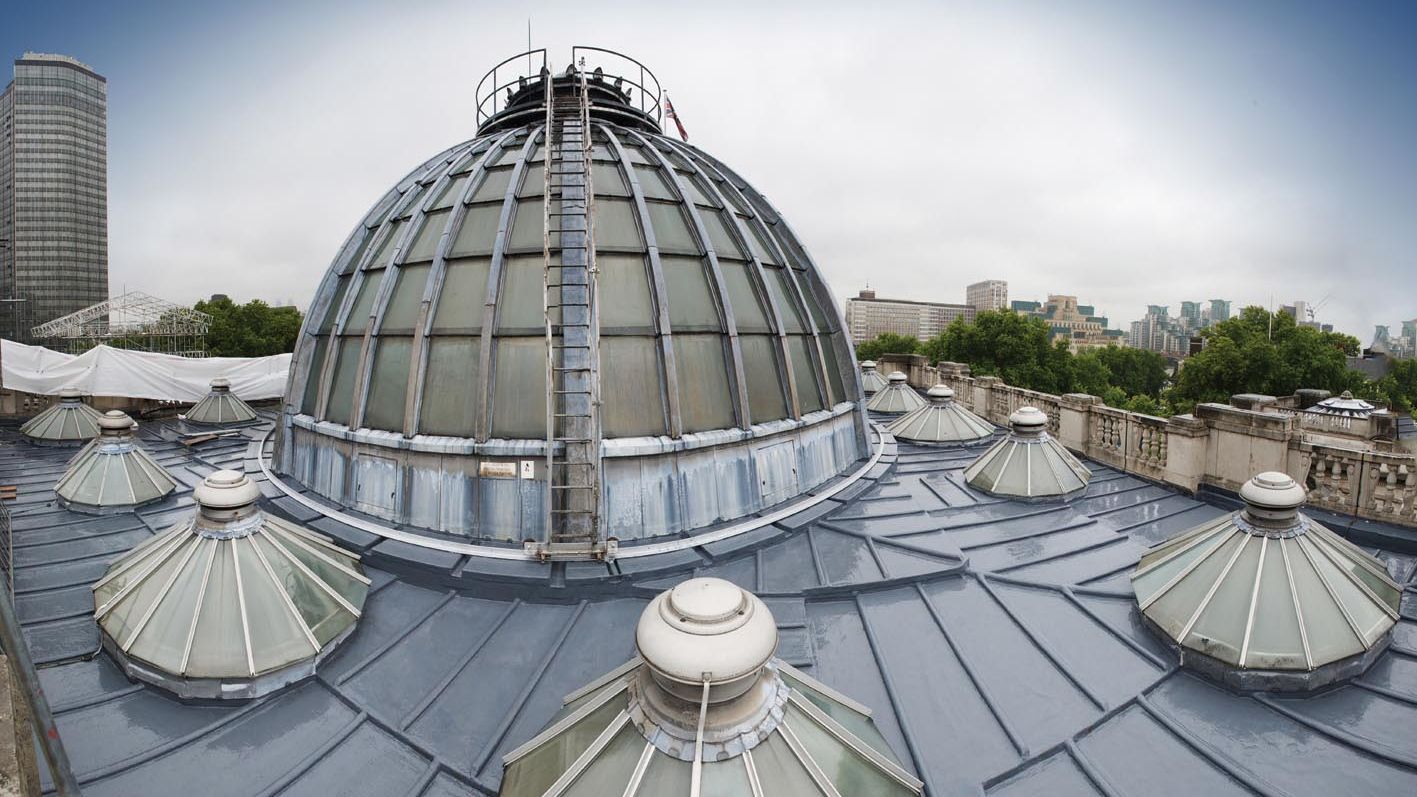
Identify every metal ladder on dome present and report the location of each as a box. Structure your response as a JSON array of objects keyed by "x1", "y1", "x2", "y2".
[{"x1": 533, "y1": 61, "x2": 610, "y2": 561}]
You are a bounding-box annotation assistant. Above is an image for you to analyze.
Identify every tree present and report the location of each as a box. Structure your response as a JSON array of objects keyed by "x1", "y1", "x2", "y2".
[
  {"x1": 925, "y1": 310, "x2": 1075, "y2": 394},
  {"x1": 1374, "y1": 359, "x2": 1417, "y2": 413},
  {"x1": 1172, "y1": 306, "x2": 1364, "y2": 408},
  {"x1": 195, "y1": 297, "x2": 304, "y2": 357},
  {"x1": 1076, "y1": 346, "x2": 1169, "y2": 398},
  {"x1": 855, "y1": 332, "x2": 919, "y2": 361}
]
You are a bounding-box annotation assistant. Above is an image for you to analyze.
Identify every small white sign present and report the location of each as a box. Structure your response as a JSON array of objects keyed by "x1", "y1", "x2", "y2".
[
  {"x1": 520, "y1": 460, "x2": 536, "y2": 480},
  {"x1": 479, "y1": 461, "x2": 517, "y2": 479}
]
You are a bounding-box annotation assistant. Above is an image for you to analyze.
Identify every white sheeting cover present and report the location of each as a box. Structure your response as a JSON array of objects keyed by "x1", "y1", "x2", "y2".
[{"x1": 1, "y1": 340, "x2": 290, "y2": 402}]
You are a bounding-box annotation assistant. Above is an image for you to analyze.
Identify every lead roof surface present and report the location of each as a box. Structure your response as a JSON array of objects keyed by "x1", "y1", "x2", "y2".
[{"x1": 4, "y1": 410, "x2": 1416, "y2": 796}]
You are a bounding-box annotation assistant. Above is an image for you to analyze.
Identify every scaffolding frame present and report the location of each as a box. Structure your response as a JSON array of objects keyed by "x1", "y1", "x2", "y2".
[{"x1": 31, "y1": 291, "x2": 211, "y2": 356}]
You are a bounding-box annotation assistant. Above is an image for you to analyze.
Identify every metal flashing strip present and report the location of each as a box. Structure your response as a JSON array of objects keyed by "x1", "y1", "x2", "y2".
[{"x1": 257, "y1": 422, "x2": 886, "y2": 561}]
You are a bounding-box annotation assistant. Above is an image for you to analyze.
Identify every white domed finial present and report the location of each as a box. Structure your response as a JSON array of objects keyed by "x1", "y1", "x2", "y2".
[
  {"x1": 636, "y1": 577, "x2": 777, "y2": 704},
  {"x1": 1009, "y1": 406, "x2": 1048, "y2": 434},
  {"x1": 887, "y1": 371, "x2": 907, "y2": 384},
  {"x1": 1239, "y1": 471, "x2": 1307, "y2": 529},
  {"x1": 926, "y1": 384, "x2": 954, "y2": 403}
]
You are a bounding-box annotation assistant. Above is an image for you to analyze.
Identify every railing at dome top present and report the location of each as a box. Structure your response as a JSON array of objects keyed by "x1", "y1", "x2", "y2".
[
  {"x1": 571, "y1": 46, "x2": 663, "y2": 123},
  {"x1": 474, "y1": 47, "x2": 663, "y2": 127},
  {"x1": 475, "y1": 49, "x2": 549, "y2": 126}
]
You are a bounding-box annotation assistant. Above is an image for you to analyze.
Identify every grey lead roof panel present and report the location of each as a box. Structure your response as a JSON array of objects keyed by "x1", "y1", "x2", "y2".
[{"x1": 4, "y1": 414, "x2": 1415, "y2": 796}]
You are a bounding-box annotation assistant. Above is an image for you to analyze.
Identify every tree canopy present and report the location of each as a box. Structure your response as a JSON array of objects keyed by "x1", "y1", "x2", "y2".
[
  {"x1": 194, "y1": 297, "x2": 304, "y2": 357},
  {"x1": 854, "y1": 332, "x2": 919, "y2": 361},
  {"x1": 1171, "y1": 307, "x2": 1361, "y2": 410},
  {"x1": 924, "y1": 310, "x2": 1076, "y2": 395}
]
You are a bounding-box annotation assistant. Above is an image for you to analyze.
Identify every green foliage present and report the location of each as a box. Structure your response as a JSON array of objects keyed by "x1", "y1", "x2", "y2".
[
  {"x1": 1173, "y1": 306, "x2": 1364, "y2": 407},
  {"x1": 1074, "y1": 346, "x2": 1169, "y2": 398},
  {"x1": 194, "y1": 296, "x2": 304, "y2": 357},
  {"x1": 1374, "y1": 359, "x2": 1417, "y2": 413},
  {"x1": 855, "y1": 332, "x2": 919, "y2": 361},
  {"x1": 926, "y1": 310, "x2": 1076, "y2": 394}
]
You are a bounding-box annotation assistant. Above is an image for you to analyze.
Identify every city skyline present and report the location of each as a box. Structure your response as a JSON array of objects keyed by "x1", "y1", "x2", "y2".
[{"x1": 2, "y1": 0, "x2": 1414, "y2": 340}]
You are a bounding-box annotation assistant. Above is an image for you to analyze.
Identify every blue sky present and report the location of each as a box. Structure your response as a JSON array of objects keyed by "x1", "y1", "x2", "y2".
[{"x1": 5, "y1": 0, "x2": 1415, "y2": 339}]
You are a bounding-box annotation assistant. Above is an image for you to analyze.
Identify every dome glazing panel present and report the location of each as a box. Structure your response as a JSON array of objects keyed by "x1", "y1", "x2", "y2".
[
  {"x1": 20, "y1": 387, "x2": 102, "y2": 444},
  {"x1": 865, "y1": 372, "x2": 928, "y2": 414},
  {"x1": 886, "y1": 385, "x2": 994, "y2": 444},
  {"x1": 183, "y1": 377, "x2": 259, "y2": 425},
  {"x1": 55, "y1": 411, "x2": 177, "y2": 513},
  {"x1": 1131, "y1": 472, "x2": 1400, "y2": 691}
]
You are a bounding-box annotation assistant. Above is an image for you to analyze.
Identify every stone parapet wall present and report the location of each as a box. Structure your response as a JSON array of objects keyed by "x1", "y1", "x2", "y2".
[{"x1": 915, "y1": 361, "x2": 1417, "y2": 530}]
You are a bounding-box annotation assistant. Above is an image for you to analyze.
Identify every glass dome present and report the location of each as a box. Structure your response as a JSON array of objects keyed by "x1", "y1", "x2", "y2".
[
  {"x1": 184, "y1": 377, "x2": 259, "y2": 425},
  {"x1": 865, "y1": 372, "x2": 927, "y2": 414},
  {"x1": 886, "y1": 385, "x2": 994, "y2": 444},
  {"x1": 20, "y1": 387, "x2": 102, "y2": 444},
  {"x1": 55, "y1": 411, "x2": 177, "y2": 513},
  {"x1": 276, "y1": 50, "x2": 866, "y2": 544},
  {"x1": 964, "y1": 407, "x2": 1090, "y2": 501}
]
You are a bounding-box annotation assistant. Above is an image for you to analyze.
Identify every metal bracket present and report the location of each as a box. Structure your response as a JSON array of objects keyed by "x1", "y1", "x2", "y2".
[{"x1": 524, "y1": 537, "x2": 619, "y2": 563}]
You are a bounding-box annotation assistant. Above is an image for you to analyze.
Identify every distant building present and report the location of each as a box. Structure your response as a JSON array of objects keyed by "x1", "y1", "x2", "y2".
[
  {"x1": 1179, "y1": 301, "x2": 1202, "y2": 332},
  {"x1": 1209, "y1": 299, "x2": 1231, "y2": 324},
  {"x1": 966, "y1": 279, "x2": 1008, "y2": 312},
  {"x1": 0, "y1": 53, "x2": 109, "y2": 342},
  {"x1": 844, "y1": 288, "x2": 975, "y2": 343},
  {"x1": 1013, "y1": 294, "x2": 1124, "y2": 351},
  {"x1": 1128, "y1": 305, "x2": 1189, "y2": 357}
]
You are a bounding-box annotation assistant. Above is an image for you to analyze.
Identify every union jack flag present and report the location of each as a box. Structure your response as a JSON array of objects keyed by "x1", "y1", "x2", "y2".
[{"x1": 664, "y1": 93, "x2": 689, "y2": 142}]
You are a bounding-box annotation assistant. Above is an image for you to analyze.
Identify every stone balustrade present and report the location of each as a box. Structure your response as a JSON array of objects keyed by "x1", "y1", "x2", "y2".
[{"x1": 896, "y1": 360, "x2": 1417, "y2": 531}]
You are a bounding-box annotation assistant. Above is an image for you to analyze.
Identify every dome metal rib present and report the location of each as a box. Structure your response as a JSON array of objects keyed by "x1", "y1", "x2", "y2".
[
  {"x1": 887, "y1": 385, "x2": 994, "y2": 444},
  {"x1": 55, "y1": 411, "x2": 177, "y2": 513},
  {"x1": 1131, "y1": 471, "x2": 1401, "y2": 690},
  {"x1": 964, "y1": 407, "x2": 1090, "y2": 501},
  {"x1": 92, "y1": 470, "x2": 370, "y2": 699},
  {"x1": 184, "y1": 377, "x2": 259, "y2": 425},
  {"x1": 20, "y1": 387, "x2": 102, "y2": 444},
  {"x1": 866, "y1": 372, "x2": 928, "y2": 414}
]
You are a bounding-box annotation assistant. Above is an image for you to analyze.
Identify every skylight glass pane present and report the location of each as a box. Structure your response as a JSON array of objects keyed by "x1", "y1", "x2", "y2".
[
  {"x1": 1244, "y1": 538, "x2": 1306, "y2": 667},
  {"x1": 236, "y1": 539, "x2": 318, "y2": 675},
  {"x1": 365, "y1": 220, "x2": 402, "y2": 269},
  {"x1": 722, "y1": 262, "x2": 770, "y2": 333},
  {"x1": 1186, "y1": 535, "x2": 1261, "y2": 665},
  {"x1": 498, "y1": 688, "x2": 625, "y2": 797},
  {"x1": 740, "y1": 335, "x2": 788, "y2": 423},
  {"x1": 597, "y1": 198, "x2": 643, "y2": 250},
  {"x1": 186, "y1": 543, "x2": 245, "y2": 678},
  {"x1": 560, "y1": 724, "x2": 641, "y2": 796},
  {"x1": 819, "y1": 334, "x2": 848, "y2": 405},
  {"x1": 701, "y1": 210, "x2": 744, "y2": 259},
  {"x1": 744, "y1": 218, "x2": 779, "y2": 264},
  {"x1": 634, "y1": 164, "x2": 675, "y2": 200},
  {"x1": 491, "y1": 338, "x2": 546, "y2": 439},
  {"x1": 518, "y1": 163, "x2": 544, "y2": 197},
  {"x1": 662, "y1": 256, "x2": 722, "y2": 330},
  {"x1": 419, "y1": 337, "x2": 481, "y2": 437},
  {"x1": 363, "y1": 337, "x2": 412, "y2": 431},
  {"x1": 601, "y1": 338, "x2": 665, "y2": 437},
  {"x1": 637, "y1": 754, "x2": 691, "y2": 793},
  {"x1": 799, "y1": 281, "x2": 833, "y2": 332},
  {"x1": 599, "y1": 255, "x2": 653, "y2": 329},
  {"x1": 317, "y1": 276, "x2": 351, "y2": 334},
  {"x1": 430, "y1": 175, "x2": 468, "y2": 210},
  {"x1": 673, "y1": 335, "x2": 736, "y2": 433},
  {"x1": 700, "y1": 757, "x2": 753, "y2": 797},
  {"x1": 497, "y1": 255, "x2": 546, "y2": 331},
  {"x1": 767, "y1": 267, "x2": 807, "y2": 332},
  {"x1": 593, "y1": 162, "x2": 628, "y2": 196},
  {"x1": 125, "y1": 538, "x2": 207, "y2": 672},
  {"x1": 790, "y1": 336, "x2": 825, "y2": 414},
  {"x1": 645, "y1": 201, "x2": 696, "y2": 253},
  {"x1": 381, "y1": 264, "x2": 429, "y2": 332},
  {"x1": 325, "y1": 338, "x2": 363, "y2": 425},
  {"x1": 342, "y1": 273, "x2": 383, "y2": 334},
  {"x1": 781, "y1": 676, "x2": 895, "y2": 757},
  {"x1": 251, "y1": 533, "x2": 348, "y2": 646},
  {"x1": 510, "y1": 199, "x2": 551, "y2": 251},
  {"x1": 432, "y1": 258, "x2": 490, "y2": 332},
  {"x1": 405, "y1": 210, "x2": 449, "y2": 262},
  {"x1": 300, "y1": 336, "x2": 329, "y2": 415},
  {"x1": 449, "y1": 204, "x2": 502, "y2": 256},
  {"x1": 753, "y1": 732, "x2": 824, "y2": 796},
  {"x1": 677, "y1": 172, "x2": 716, "y2": 207},
  {"x1": 785, "y1": 704, "x2": 917, "y2": 796}
]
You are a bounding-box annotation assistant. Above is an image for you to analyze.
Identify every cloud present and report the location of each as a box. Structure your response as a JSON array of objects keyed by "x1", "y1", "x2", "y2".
[{"x1": 97, "y1": 0, "x2": 1415, "y2": 339}]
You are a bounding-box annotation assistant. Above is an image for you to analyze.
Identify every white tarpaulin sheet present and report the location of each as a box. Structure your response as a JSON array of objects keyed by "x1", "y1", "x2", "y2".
[{"x1": 1, "y1": 340, "x2": 291, "y2": 402}]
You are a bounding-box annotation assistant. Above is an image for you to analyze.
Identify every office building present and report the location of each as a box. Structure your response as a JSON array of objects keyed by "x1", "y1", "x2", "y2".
[
  {"x1": 1013, "y1": 294, "x2": 1124, "y2": 351},
  {"x1": 0, "y1": 52, "x2": 108, "y2": 341},
  {"x1": 966, "y1": 279, "x2": 1008, "y2": 312},
  {"x1": 844, "y1": 288, "x2": 975, "y2": 343}
]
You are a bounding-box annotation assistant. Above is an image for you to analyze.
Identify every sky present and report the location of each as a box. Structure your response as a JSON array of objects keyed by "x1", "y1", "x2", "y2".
[{"x1": 4, "y1": 0, "x2": 1415, "y2": 339}]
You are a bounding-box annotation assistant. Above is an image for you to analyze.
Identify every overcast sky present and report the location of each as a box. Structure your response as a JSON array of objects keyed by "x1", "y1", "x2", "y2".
[{"x1": 6, "y1": 0, "x2": 1415, "y2": 339}]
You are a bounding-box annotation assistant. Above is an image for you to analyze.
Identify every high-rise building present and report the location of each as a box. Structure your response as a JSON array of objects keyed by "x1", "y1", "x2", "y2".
[
  {"x1": 843, "y1": 288, "x2": 975, "y2": 343},
  {"x1": 1128, "y1": 305, "x2": 1189, "y2": 357},
  {"x1": 966, "y1": 279, "x2": 1008, "y2": 312},
  {"x1": 1179, "y1": 301, "x2": 1202, "y2": 331},
  {"x1": 0, "y1": 52, "x2": 108, "y2": 341},
  {"x1": 1208, "y1": 299, "x2": 1231, "y2": 325}
]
